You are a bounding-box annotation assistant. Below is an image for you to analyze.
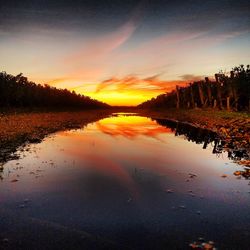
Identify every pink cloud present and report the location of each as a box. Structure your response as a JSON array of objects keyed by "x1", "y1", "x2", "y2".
[{"x1": 65, "y1": 19, "x2": 137, "y2": 64}]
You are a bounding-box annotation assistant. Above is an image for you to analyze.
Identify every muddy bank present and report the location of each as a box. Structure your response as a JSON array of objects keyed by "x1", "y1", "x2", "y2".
[
  {"x1": 0, "y1": 110, "x2": 112, "y2": 163},
  {"x1": 138, "y1": 109, "x2": 250, "y2": 165}
]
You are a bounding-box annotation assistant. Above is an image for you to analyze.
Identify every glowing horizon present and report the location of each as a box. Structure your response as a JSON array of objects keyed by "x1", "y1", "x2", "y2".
[{"x1": 67, "y1": 78, "x2": 188, "y2": 106}]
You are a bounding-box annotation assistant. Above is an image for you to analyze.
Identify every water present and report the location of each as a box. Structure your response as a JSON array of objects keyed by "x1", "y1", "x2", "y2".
[{"x1": 0, "y1": 113, "x2": 249, "y2": 249}]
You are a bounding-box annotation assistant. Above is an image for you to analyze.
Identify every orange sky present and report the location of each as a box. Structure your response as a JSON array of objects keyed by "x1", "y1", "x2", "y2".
[
  {"x1": 1, "y1": 1, "x2": 249, "y2": 106},
  {"x1": 59, "y1": 77, "x2": 189, "y2": 106},
  {"x1": 2, "y1": 25, "x2": 248, "y2": 106}
]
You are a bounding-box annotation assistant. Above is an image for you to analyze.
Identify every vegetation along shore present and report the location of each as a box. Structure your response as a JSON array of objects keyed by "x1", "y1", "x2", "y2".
[
  {"x1": 0, "y1": 65, "x2": 249, "y2": 168},
  {"x1": 0, "y1": 110, "x2": 112, "y2": 164}
]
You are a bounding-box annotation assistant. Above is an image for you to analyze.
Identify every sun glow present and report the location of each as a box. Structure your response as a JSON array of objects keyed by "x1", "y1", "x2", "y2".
[
  {"x1": 66, "y1": 78, "x2": 188, "y2": 106},
  {"x1": 85, "y1": 91, "x2": 150, "y2": 106},
  {"x1": 95, "y1": 115, "x2": 172, "y2": 138}
]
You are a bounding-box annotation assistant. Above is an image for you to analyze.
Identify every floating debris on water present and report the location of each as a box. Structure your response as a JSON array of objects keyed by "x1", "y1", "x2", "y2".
[
  {"x1": 189, "y1": 238, "x2": 216, "y2": 249},
  {"x1": 238, "y1": 160, "x2": 250, "y2": 167},
  {"x1": 189, "y1": 173, "x2": 197, "y2": 178},
  {"x1": 179, "y1": 205, "x2": 186, "y2": 209},
  {"x1": 10, "y1": 179, "x2": 18, "y2": 182},
  {"x1": 166, "y1": 189, "x2": 173, "y2": 193},
  {"x1": 234, "y1": 171, "x2": 241, "y2": 176},
  {"x1": 233, "y1": 169, "x2": 250, "y2": 179},
  {"x1": 127, "y1": 198, "x2": 132, "y2": 203}
]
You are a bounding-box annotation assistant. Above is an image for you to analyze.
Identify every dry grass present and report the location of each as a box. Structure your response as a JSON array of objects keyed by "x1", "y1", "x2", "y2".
[
  {"x1": 138, "y1": 108, "x2": 250, "y2": 152},
  {"x1": 0, "y1": 110, "x2": 112, "y2": 162}
]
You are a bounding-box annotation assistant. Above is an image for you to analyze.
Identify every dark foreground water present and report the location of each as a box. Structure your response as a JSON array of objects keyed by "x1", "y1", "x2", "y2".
[{"x1": 0, "y1": 113, "x2": 249, "y2": 250}]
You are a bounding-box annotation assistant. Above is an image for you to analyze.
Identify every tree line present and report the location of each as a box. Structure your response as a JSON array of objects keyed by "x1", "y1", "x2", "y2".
[
  {"x1": 138, "y1": 65, "x2": 250, "y2": 111},
  {"x1": 0, "y1": 72, "x2": 109, "y2": 109}
]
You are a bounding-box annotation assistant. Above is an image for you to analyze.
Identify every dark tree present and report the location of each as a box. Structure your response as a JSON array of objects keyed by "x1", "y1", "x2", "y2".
[
  {"x1": 138, "y1": 65, "x2": 250, "y2": 111},
  {"x1": 0, "y1": 72, "x2": 109, "y2": 110}
]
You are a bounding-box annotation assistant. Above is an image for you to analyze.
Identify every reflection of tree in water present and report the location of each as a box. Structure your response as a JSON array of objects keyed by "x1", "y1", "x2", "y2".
[
  {"x1": 0, "y1": 165, "x2": 3, "y2": 180},
  {"x1": 154, "y1": 118, "x2": 249, "y2": 163}
]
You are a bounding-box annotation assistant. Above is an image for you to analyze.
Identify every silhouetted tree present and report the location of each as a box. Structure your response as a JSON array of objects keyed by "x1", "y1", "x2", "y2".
[
  {"x1": 0, "y1": 72, "x2": 109, "y2": 110},
  {"x1": 138, "y1": 65, "x2": 250, "y2": 111}
]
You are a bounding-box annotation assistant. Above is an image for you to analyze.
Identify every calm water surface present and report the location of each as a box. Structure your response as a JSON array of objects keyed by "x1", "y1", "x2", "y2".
[{"x1": 0, "y1": 113, "x2": 250, "y2": 249}]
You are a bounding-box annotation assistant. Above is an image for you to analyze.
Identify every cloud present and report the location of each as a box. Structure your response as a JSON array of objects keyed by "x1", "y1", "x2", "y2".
[
  {"x1": 95, "y1": 74, "x2": 188, "y2": 94},
  {"x1": 180, "y1": 74, "x2": 204, "y2": 82},
  {"x1": 64, "y1": 1, "x2": 146, "y2": 66},
  {"x1": 95, "y1": 77, "x2": 118, "y2": 92},
  {"x1": 65, "y1": 19, "x2": 137, "y2": 64},
  {"x1": 58, "y1": 4, "x2": 146, "y2": 82}
]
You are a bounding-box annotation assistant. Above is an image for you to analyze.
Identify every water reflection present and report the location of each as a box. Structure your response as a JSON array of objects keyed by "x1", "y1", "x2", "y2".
[
  {"x1": 154, "y1": 118, "x2": 249, "y2": 165},
  {"x1": 0, "y1": 113, "x2": 250, "y2": 249},
  {"x1": 96, "y1": 115, "x2": 171, "y2": 139}
]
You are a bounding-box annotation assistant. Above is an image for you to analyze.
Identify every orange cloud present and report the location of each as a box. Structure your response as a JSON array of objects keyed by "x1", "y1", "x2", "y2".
[
  {"x1": 70, "y1": 75, "x2": 189, "y2": 106},
  {"x1": 44, "y1": 72, "x2": 201, "y2": 106},
  {"x1": 95, "y1": 75, "x2": 188, "y2": 94}
]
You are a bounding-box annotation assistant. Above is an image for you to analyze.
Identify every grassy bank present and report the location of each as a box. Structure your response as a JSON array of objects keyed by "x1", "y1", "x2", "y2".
[
  {"x1": 0, "y1": 110, "x2": 112, "y2": 163},
  {"x1": 138, "y1": 108, "x2": 250, "y2": 164}
]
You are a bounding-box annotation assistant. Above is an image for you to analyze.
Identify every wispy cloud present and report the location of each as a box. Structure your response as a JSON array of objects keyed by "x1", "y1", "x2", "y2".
[
  {"x1": 95, "y1": 75, "x2": 188, "y2": 94},
  {"x1": 65, "y1": 20, "x2": 137, "y2": 64},
  {"x1": 64, "y1": 0, "x2": 147, "y2": 67},
  {"x1": 180, "y1": 74, "x2": 204, "y2": 82}
]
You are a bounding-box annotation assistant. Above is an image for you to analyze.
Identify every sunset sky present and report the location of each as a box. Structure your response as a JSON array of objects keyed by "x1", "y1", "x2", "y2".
[{"x1": 1, "y1": 0, "x2": 250, "y2": 105}]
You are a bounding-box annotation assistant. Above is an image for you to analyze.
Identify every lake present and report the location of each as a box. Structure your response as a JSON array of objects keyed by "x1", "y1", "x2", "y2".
[{"x1": 0, "y1": 113, "x2": 249, "y2": 249}]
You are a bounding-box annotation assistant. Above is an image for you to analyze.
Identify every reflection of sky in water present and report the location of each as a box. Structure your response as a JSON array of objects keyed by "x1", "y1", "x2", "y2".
[{"x1": 0, "y1": 114, "x2": 250, "y2": 249}]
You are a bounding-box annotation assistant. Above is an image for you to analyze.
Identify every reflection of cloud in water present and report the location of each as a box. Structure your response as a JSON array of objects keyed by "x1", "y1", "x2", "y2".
[
  {"x1": 84, "y1": 154, "x2": 140, "y2": 199},
  {"x1": 96, "y1": 115, "x2": 171, "y2": 140}
]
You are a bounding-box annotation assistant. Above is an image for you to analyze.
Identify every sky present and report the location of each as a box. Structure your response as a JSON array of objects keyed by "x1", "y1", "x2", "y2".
[{"x1": 0, "y1": 0, "x2": 250, "y2": 106}]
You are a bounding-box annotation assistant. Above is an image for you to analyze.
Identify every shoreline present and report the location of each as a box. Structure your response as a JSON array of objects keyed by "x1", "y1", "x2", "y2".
[
  {"x1": 0, "y1": 110, "x2": 113, "y2": 164},
  {"x1": 0, "y1": 108, "x2": 249, "y2": 166},
  {"x1": 138, "y1": 108, "x2": 250, "y2": 165}
]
